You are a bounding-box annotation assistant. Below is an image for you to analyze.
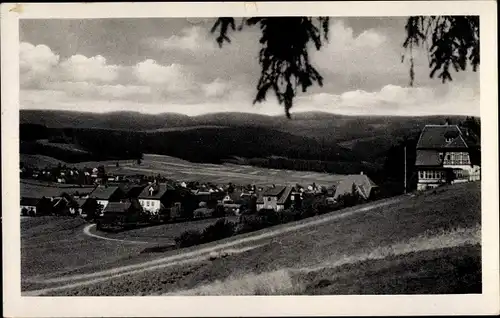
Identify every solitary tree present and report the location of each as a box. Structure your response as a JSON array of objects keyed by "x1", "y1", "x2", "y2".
[{"x1": 210, "y1": 16, "x2": 479, "y2": 118}]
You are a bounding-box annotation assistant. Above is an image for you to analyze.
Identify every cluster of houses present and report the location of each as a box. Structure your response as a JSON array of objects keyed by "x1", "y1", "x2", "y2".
[
  {"x1": 20, "y1": 164, "x2": 146, "y2": 185},
  {"x1": 20, "y1": 172, "x2": 380, "y2": 222}
]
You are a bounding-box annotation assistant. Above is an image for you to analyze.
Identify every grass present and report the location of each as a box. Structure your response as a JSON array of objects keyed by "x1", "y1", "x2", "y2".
[
  {"x1": 168, "y1": 225, "x2": 481, "y2": 295},
  {"x1": 94, "y1": 216, "x2": 239, "y2": 243},
  {"x1": 31, "y1": 182, "x2": 481, "y2": 296},
  {"x1": 108, "y1": 153, "x2": 348, "y2": 187},
  {"x1": 20, "y1": 154, "x2": 67, "y2": 169}
]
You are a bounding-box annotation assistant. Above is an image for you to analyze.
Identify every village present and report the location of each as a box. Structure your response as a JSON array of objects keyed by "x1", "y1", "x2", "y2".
[
  {"x1": 20, "y1": 163, "x2": 378, "y2": 226},
  {"x1": 20, "y1": 122, "x2": 481, "y2": 235}
]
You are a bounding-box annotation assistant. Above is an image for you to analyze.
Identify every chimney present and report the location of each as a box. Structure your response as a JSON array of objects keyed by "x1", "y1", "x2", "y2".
[
  {"x1": 360, "y1": 171, "x2": 364, "y2": 175},
  {"x1": 149, "y1": 186, "x2": 154, "y2": 196}
]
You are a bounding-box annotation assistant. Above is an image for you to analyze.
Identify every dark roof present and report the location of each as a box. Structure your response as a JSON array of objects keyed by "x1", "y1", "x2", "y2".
[
  {"x1": 263, "y1": 186, "x2": 287, "y2": 197},
  {"x1": 20, "y1": 197, "x2": 40, "y2": 206},
  {"x1": 277, "y1": 186, "x2": 294, "y2": 204},
  {"x1": 103, "y1": 202, "x2": 130, "y2": 213},
  {"x1": 126, "y1": 185, "x2": 147, "y2": 198},
  {"x1": 415, "y1": 150, "x2": 442, "y2": 166},
  {"x1": 416, "y1": 125, "x2": 472, "y2": 149},
  {"x1": 89, "y1": 186, "x2": 120, "y2": 200},
  {"x1": 75, "y1": 198, "x2": 89, "y2": 207},
  {"x1": 257, "y1": 186, "x2": 293, "y2": 204},
  {"x1": 333, "y1": 174, "x2": 378, "y2": 200},
  {"x1": 138, "y1": 183, "x2": 175, "y2": 199}
]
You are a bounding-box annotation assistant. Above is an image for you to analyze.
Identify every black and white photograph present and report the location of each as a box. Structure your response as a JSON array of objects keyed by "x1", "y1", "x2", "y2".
[{"x1": 2, "y1": 2, "x2": 498, "y2": 317}]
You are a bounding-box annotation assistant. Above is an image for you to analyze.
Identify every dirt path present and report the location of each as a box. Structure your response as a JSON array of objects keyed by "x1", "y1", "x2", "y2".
[
  {"x1": 23, "y1": 197, "x2": 403, "y2": 296},
  {"x1": 82, "y1": 224, "x2": 150, "y2": 244}
]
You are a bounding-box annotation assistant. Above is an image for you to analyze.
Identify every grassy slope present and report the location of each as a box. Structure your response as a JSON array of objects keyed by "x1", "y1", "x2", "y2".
[
  {"x1": 20, "y1": 154, "x2": 67, "y2": 168},
  {"x1": 38, "y1": 182, "x2": 480, "y2": 296},
  {"x1": 21, "y1": 215, "x2": 237, "y2": 290}
]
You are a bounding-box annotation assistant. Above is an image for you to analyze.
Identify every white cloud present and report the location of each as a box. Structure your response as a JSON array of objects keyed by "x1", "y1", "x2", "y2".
[
  {"x1": 58, "y1": 54, "x2": 120, "y2": 83},
  {"x1": 21, "y1": 82, "x2": 479, "y2": 117},
  {"x1": 20, "y1": 42, "x2": 60, "y2": 87},
  {"x1": 44, "y1": 81, "x2": 151, "y2": 99},
  {"x1": 20, "y1": 42, "x2": 60, "y2": 73},
  {"x1": 311, "y1": 20, "x2": 418, "y2": 88},
  {"x1": 328, "y1": 20, "x2": 387, "y2": 51},
  {"x1": 295, "y1": 84, "x2": 479, "y2": 116},
  {"x1": 146, "y1": 26, "x2": 217, "y2": 52},
  {"x1": 133, "y1": 59, "x2": 194, "y2": 93}
]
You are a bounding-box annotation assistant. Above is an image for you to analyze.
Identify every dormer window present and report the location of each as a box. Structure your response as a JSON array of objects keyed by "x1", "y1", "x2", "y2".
[{"x1": 445, "y1": 137, "x2": 453, "y2": 143}]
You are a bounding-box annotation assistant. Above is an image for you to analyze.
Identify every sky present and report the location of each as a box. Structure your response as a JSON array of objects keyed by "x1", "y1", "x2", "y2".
[{"x1": 19, "y1": 17, "x2": 480, "y2": 117}]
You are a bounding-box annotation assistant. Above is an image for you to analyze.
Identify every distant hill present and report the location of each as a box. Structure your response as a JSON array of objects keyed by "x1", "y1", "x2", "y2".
[
  {"x1": 20, "y1": 110, "x2": 193, "y2": 131},
  {"x1": 20, "y1": 109, "x2": 473, "y2": 165}
]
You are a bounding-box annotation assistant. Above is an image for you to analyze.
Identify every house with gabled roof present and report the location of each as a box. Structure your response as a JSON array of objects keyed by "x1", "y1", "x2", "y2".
[
  {"x1": 138, "y1": 181, "x2": 194, "y2": 217},
  {"x1": 415, "y1": 123, "x2": 481, "y2": 191},
  {"x1": 89, "y1": 185, "x2": 125, "y2": 210},
  {"x1": 256, "y1": 185, "x2": 296, "y2": 212},
  {"x1": 331, "y1": 173, "x2": 378, "y2": 201}
]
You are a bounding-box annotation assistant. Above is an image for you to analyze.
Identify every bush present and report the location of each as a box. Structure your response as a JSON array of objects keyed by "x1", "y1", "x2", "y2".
[
  {"x1": 236, "y1": 210, "x2": 283, "y2": 234},
  {"x1": 279, "y1": 208, "x2": 303, "y2": 223},
  {"x1": 174, "y1": 229, "x2": 204, "y2": 248},
  {"x1": 236, "y1": 215, "x2": 268, "y2": 234},
  {"x1": 201, "y1": 219, "x2": 236, "y2": 242},
  {"x1": 174, "y1": 219, "x2": 236, "y2": 248}
]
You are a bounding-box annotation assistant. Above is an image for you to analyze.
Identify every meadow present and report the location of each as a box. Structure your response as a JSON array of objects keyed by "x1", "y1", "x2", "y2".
[{"x1": 34, "y1": 182, "x2": 480, "y2": 296}]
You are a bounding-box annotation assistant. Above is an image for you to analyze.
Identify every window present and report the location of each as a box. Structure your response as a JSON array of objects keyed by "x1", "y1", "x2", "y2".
[
  {"x1": 267, "y1": 197, "x2": 272, "y2": 202},
  {"x1": 446, "y1": 154, "x2": 451, "y2": 161},
  {"x1": 146, "y1": 201, "x2": 150, "y2": 207},
  {"x1": 419, "y1": 171, "x2": 423, "y2": 179}
]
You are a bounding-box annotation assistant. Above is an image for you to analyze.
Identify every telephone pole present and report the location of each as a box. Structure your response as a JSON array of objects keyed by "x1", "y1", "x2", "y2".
[{"x1": 404, "y1": 145, "x2": 407, "y2": 194}]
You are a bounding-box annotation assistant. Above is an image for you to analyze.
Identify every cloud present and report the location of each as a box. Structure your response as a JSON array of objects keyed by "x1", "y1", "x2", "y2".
[
  {"x1": 21, "y1": 82, "x2": 479, "y2": 117},
  {"x1": 201, "y1": 78, "x2": 231, "y2": 98},
  {"x1": 43, "y1": 81, "x2": 151, "y2": 100},
  {"x1": 310, "y1": 20, "x2": 430, "y2": 91},
  {"x1": 133, "y1": 59, "x2": 195, "y2": 93},
  {"x1": 58, "y1": 54, "x2": 120, "y2": 83},
  {"x1": 20, "y1": 42, "x2": 60, "y2": 87},
  {"x1": 328, "y1": 20, "x2": 387, "y2": 50},
  {"x1": 145, "y1": 26, "x2": 217, "y2": 52},
  {"x1": 295, "y1": 84, "x2": 479, "y2": 116}
]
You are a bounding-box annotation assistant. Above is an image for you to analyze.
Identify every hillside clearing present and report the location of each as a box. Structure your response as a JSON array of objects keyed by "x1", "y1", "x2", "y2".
[{"x1": 29, "y1": 182, "x2": 481, "y2": 296}]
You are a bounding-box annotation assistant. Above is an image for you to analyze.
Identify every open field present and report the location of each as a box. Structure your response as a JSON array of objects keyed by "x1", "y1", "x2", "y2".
[
  {"x1": 22, "y1": 182, "x2": 481, "y2": 296},
  {"x1": 21, "y1": 215, "x2": 236, "y2": 291},
  {"x1": 105, "y1": 154, "x2": 348, "y2": 186},
  {"x1": 92, "y1": 215, "x2": 240, "y2": 242}
]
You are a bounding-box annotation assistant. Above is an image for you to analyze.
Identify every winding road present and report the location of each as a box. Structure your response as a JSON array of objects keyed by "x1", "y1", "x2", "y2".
[
  {"x1": 23, "y1": 197, "x2": 403, "y2": 296},
  {"x1": 21, "y1": 182, "x2": 482, "y2": 296},
  {"x1": 82, "y1": 224, "x2": 150, "y2": 244}
]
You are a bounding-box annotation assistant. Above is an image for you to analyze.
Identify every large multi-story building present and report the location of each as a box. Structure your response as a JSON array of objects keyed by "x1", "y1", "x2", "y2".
[{"x1": 415, "y1": 123, "x2": 480, "y2": 191}]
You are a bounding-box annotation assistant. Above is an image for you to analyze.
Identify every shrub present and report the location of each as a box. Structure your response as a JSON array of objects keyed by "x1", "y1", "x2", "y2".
[
  {"x1": 174, "y1": 219, "x2": 236, "y2": 248},
  {"x1": 201, "y1": 219, "x2": 236, "y2": 242},
  {"x1": 175, "y1": 229, "x2": 204, "y2": 248},
  {"x1": 236, "y1": 210, "x2": 283, "y2": 234},
  {"x1": 279, "y1": 208, "x2": 303, "y2": 223},
  {"x1": 236, "y1": 215, "x2": 268, "y2": 234}
]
